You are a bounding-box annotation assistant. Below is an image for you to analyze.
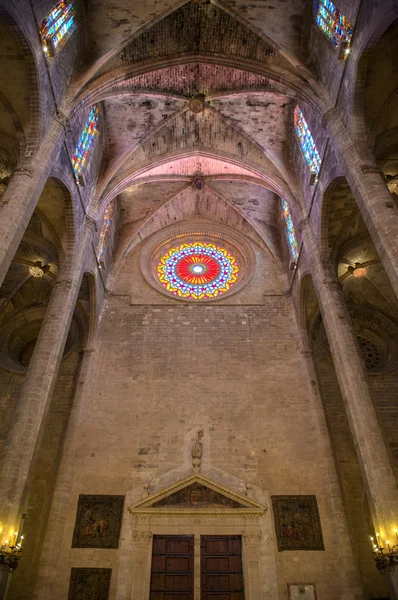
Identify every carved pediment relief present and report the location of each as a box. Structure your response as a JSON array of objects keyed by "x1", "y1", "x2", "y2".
[{"x1": 129, "y1": 474, "x2": 266, "y2": 516}]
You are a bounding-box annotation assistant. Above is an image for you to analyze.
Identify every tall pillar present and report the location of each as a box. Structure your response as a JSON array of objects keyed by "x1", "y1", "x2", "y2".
[
  {"x1": 0, "y1": 217, "x2": 96, "y2": 567},
  {"x1": 301, "y1": 219, "x2": 398, "y2": 543},
  {"x1": 0, "y1": 117, "x2": 65, "y2": 287},
  {"x1": 33, "y1": 346, "x2": 99, "y2": 599},
  {"x1": 324, "y1": 107, "x2": 398, "y2": 297}
]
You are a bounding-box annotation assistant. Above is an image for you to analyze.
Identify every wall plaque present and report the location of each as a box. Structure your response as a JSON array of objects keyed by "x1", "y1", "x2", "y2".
[{"x1": 288, "y1": 584, "x2": 317, "y2": 599}]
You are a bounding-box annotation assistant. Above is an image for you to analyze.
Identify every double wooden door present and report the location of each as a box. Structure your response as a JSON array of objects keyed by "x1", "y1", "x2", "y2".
[{"x1": 149, "y1": 535, "x2": 244, "y2": 600}]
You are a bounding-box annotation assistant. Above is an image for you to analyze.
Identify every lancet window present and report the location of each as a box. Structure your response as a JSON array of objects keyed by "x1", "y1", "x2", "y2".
[
  {"x1": 96, "y1": 203, "x2": 114, "y2": 265},
  {"x1": 281, "y1": 199, "x2": 299, "y2": 262},
  {"x1": 315, "y1": 0, "x2": 353, "y2": 53},
  {"x1": 294, "y1": 107, "x2": 321, "y2": 177},
  {"x1": 72, "y1": 106, "x2": 100, "y2": 183},
  {"x1": 40, "y1": 1, "x2": 75, "y2": 57}
]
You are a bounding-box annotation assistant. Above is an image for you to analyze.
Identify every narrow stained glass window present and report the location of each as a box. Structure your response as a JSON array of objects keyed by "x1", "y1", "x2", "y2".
[
  {"x1": 72, "y1": 106, "x2": 100, "y2": 183},
  {"x1": 315, "y1": 0, "x2": 353, "y2": 52},
  {"x1": 96, "y1": 203, "x2": 114, "y2": 265},
  {"x1": 281, "y1": 199, "x2": 299, "y2": 262},
  {"x1": 40, "y1": 1, "x2": 75, "y2": 57},
  {"x1": 294, "y1": 107, "x2": 321, "y2": 176}
]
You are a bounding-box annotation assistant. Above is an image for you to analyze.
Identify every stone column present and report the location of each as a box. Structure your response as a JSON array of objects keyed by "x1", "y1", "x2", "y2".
[
  {"x1": 33, "y1": 345, "x2": 99, "y2": 600},
  {"x1": 242, "y1": 530, "x2": 263, "y2": 600},
  {"x1": 130, "y1": 530, "x2": 152, "y2": 600},
  {"x1": 301, "y1": 219, "x2": 398, "y2": 544},
  {"x1": 0, "y1": 118, "x2": 65, "y2": 287},
  {"x1": 324, "y1": 108, "x2": 398, "y2": 297},
  {"x1": 0, "y1": 217, "x2": 95, "y2": 561}
]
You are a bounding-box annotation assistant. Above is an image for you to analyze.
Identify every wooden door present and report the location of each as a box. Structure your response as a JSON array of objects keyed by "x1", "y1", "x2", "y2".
[
  {"x1": 200, "y1": 535, "x2": 245, "y2": 600},
  {"x1": 150, "y1": 535, "x2": 194, "y2": 600}
]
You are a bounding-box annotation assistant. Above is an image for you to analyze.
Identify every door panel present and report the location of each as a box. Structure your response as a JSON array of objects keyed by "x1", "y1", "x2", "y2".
[
  {"x1": 201, "y1": 536, "x2": 245, "y2": 600},
  {"x1": 150, "y1": 535, "x2": 194, "y2": 600}
]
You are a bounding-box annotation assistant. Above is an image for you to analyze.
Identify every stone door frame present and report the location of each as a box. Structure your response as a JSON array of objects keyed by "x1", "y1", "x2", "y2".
[{"x1": 125, "y1": 473, "x2": 275, "y2": 600}]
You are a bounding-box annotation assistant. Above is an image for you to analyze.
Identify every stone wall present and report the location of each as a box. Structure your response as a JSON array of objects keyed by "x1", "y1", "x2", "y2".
[{"x1": 39, "y1": 248, "x2": 362, "y2": 600}]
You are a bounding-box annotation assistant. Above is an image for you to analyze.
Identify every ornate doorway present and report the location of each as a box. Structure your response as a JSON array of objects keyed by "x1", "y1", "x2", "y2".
[{"x1": 124, "y1": 473, "x2": 274, "y2": 600}]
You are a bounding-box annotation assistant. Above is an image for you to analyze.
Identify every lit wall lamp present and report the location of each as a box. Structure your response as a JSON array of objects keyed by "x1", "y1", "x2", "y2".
[
  {"x1": 0, "y1": 534, "x2": 23, "y2": 572},
  {"x1": 370, "y1": 531, "x2": 398, "y2": 572}
]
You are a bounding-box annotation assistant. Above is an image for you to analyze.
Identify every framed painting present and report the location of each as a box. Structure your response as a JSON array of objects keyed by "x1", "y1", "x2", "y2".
[
  {"x1": 288, "y1": 584, "x2": 317, "y2": 599},
  {"x1": 72, "y1": 494, "x2": 124, "y2": 548},
  {"x1": 271, "y1": 495, "x2": 324, "y2": 551},
  {"x1": 68, "y1": 568, "x2": 112, "y2": 600}
]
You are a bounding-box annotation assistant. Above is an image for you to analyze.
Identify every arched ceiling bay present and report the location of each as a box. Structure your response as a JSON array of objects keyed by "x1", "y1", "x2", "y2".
[
  {"x1": 83, "y1": 0, "x2": 312, "y2": 80},
  {"x1": 77, "y1": 0, "x2": 311, "y2": 286}
]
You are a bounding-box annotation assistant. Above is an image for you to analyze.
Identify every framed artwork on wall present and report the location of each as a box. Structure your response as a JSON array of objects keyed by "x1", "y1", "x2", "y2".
[
  {"x1": 68, "y1": 568, "x2": 112, "y2": 600},
  {"x1": 271, "y1": 495, "x2": 324, "y2": 551},
  {"x1": 288, "y1": 584, "x2": 317, "y2": 599},
  {"x1": 72, "y1": 494, "x2": 124, "y2": 548}
]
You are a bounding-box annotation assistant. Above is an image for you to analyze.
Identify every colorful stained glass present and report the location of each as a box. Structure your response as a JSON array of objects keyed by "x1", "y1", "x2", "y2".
[
  {"x1": 315, "y1": 0, "x2": 353, "y2": 51},
  {"x1": 40, "y1": 1, "x2": 75, "y2": 56},
  {"x1": 96, "y1": 202, "x2": 114, "y2": 264},
  {"x1": 158, "y1": 242, "x2": 239, "y2": 300},
  {"x1": 72, "y1": 106, "x2": 100, "y2": 180},
  {"x1": 294, "y1": 107, "x2": 321, "y2": 176},
  {"x1": 281, "y1": 199, "x2": 299, "y2": 262}
]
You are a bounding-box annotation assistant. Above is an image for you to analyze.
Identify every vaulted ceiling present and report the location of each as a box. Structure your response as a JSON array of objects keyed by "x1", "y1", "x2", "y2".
[{"x1": 72, "y1": 0, "x2": 319, "y2": 273}]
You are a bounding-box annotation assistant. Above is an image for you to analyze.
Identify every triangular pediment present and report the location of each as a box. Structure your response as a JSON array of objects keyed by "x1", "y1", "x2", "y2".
[{"x1": 129, "y1": 474, "x2": 266, "y2": 515}]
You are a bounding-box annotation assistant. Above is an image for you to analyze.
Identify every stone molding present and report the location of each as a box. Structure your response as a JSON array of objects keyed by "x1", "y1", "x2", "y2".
[
  {"x1": 120, "y1": 471, "x2": 275, "y2": 600},
  {"x1": 129, "y1": 473, "x2": 266, "y2": 517}
]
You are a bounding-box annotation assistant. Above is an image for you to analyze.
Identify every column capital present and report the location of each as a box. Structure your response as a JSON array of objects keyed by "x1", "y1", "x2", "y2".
[
  {"x1": 360, "y1": 163, "x2": 385, "y2": 177},
  {"x1": 133, "y1": 531, "x2": 152, "y2": 543},
  {"x1": 53, "y1": 278, "x2": 73, "y2": 290},
  {"x1": 322, "y1": 277, "x2": 341, "y2": 291},
  {"x1": 243, "y1": 531, "x2": 262, "y2": 544},
  {"x1": 13, "y1": 167, "x2": 34, "y2": 178},
  {"x1": 84, "y1": 215, "x2": 97, "y2": 233}
]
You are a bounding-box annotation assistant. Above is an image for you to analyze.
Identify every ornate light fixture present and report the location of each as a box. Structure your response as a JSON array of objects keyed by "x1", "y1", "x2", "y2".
[
  {"x1": 370, "y1": 532, "x2": 398, "y2": 572},
  {"x1": 0, "y1": 536, "x2": 23, "y2": 572}
]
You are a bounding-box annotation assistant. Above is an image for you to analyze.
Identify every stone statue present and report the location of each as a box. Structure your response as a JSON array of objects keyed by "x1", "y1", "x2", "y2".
[{"x1": 192, "y1": 430, "x2": 204, "y2": 472}]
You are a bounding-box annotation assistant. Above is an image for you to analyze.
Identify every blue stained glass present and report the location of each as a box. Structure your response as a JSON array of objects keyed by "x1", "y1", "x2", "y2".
[
  {"x1": 314, "y1": 0, "x2": 353, "y2": 52},
  {"x1": 72, "y1": 106, "x2": 100, "y2": 180},
  {"x1": 281, "y1": 199, "x2": 299, "y2": 262},
  {"x1": 294, "y1": 107, "x2": 321, "y2": 176},
  {"x1": 40, "y1": 2, "x2": 75, "y2": 55}
]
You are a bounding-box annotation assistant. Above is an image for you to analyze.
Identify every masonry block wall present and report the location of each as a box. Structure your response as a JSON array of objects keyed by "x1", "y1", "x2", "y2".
[{"x1": 40, "y1": 247, "x2": 363, "y2": 600}]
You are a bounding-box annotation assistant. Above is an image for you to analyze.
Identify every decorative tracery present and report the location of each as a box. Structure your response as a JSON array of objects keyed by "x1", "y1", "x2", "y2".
[
  {"x1": 294, "y1": 107, "x2": 321, "y2": 177},
  {"x1": 96, "y1": 203, "x2": 114, "y2": 265},
  {"x1": 281, "y1": 200, "x2": 299, "y2": 262},
  {"x1": 72, "y1": 106, "x2": 100, "y2": 183},
  {"x1": 315, "y1": 0, "x2": 353, "y2": 52},
  {"x1": 40, "y1": 1, "x2": 75, "y2": 57},
  {"x1": 157, "y1": 242, "x2": 239, "y2": 300}
]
